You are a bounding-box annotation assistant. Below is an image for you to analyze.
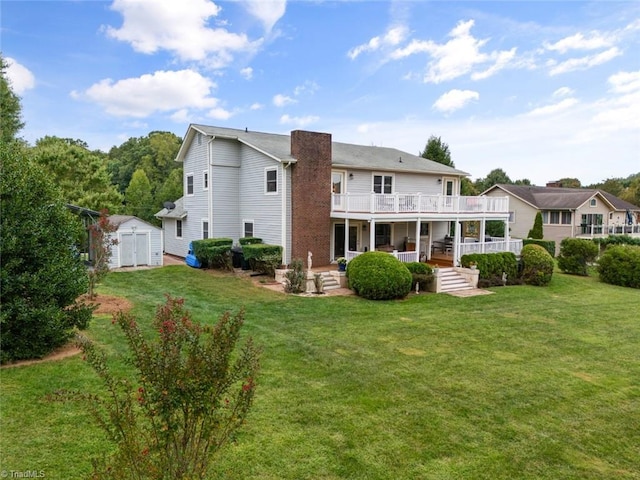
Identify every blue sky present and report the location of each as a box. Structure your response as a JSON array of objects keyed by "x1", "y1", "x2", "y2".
[{"x1": 3, "y1": 0, "x2": 639, "y2": 186}]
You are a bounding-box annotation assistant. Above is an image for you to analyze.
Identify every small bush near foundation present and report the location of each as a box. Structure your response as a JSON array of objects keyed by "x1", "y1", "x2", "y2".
[
  {"x1": 284, "y1": 259, "x2": 306, "y2": 294},
  {"x1": 597, "y1": 245, "x2": 640, "y2": 289},
  {"x1": 521, "y1": 244, "x2": 554, "y2": 286},
  {"x1": 347, "y1": 252, "x2": 412, "y2": 300},
  {"x1": 192, "y1": 238, "x2": 233, "y2": 269},
  {"x1": 405, "y1": 262, "x2": 433, "y2": 291},
  {"x1": 461, "y1": 252, "x2": 518, "y2": 286},
  {"x1": 557, "y1": 238, "x2": 599, "y2": 276}
]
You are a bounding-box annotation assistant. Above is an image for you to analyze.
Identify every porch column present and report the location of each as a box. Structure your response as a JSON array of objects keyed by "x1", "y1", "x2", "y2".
[
  {"x1": 453, "y1": 219, "x2": 462, "y2": 266},
  {"x1": 504, "y1": 218, "x2": 510, "y2": 253},
  {"x1": 415, "y1": 218, "x2": 421, "y2": 262},
  {"x1": 345, "y1": 218, "x2": 350, "y2": 257},
  {"x1": 480, "y1": 218, "x2": 486, "y2": 254},
  {"x1": 370, "y1": 219, "x2": 376, "y2": 252}
]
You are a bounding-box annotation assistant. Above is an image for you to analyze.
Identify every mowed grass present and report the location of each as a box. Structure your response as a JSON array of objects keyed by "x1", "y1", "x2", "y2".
[{"x1": 1, "y1": 266, "x2": 639, "y2": 479}]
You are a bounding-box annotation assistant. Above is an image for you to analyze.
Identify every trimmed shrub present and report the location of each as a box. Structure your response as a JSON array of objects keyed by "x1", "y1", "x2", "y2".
[
  {"x1": 405, "y1": 262, "x2": 433, "y2": 291},
  {"x1": 239, "y1": 237, "x2": 263, "y2": 246},
  {"x1": 522, "y1": 238, "x2": 556, "y2": 257},
  {"x1": 521, "y1": 244, "x2": 554, "y2": 286},
  {"x1": 557, "y1": 238, "x2": 599, "y2": 276},
  {"x1": 192, "y1": 238, "x2": 233, "y2": 269},
  {"x1": 597, "y1": 245, "x2": 640, "y2": 289},
  {"x1": 594, "y1": 235, "x2": 640, "y2": 250},
  {"x1": 284, "y1": 259, "x2": 306, "y2": 294},
  {"x1": 347, "y1": 251, "x2": 412, "y2": 300},
  {"x1": 460, "y1": 252, "x2": 518, "y2": 286},
  {"x1": 242, "y1": 243, "x2": 283, "y2": 276},
  {"x1": 527, "y1": 212, "x2": 544, "y2": 239}
]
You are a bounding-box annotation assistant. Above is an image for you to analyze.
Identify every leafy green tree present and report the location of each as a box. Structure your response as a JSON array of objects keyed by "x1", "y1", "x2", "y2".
[
  {"x1": 125, "y1": 168, "x2": 154, "y2": 222},
  {"x1": 528, "y1": 211, "x2": 544, "y2": 239},
  {"x1": 0, "y1": 142, "x2": 93, "y2": 363},
  {"x1": 31, "y1": 136, "x2": 122, "y2": 212},
  {"x1": 154, "y1": 168, "x2": 183, "y2": 207},
  {"x1": 475, "y1": 168, "x2": 512, "y2": 193},
  {"x1": 460, "y1": 177, "x2": 478, "y2": 196},
  {"x1": 420, "y1": 136, "x2": 454, "y2": 167},
  {"x1": 619, "y1": 177, "x2": 640, "y2": 207},
  {"x1": 0, "y1": 55, "x2": 25, "y2": 143},
  {"x1": 556, "y1": 177, "x2": 581, "y2": 188}
]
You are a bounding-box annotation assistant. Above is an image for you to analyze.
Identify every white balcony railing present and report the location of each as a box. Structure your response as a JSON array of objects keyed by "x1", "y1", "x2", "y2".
[
  {"x1": 578, "y1": 224, "x2": 640, "y2": 237},
  {"x1": 332, "y1": 193, "x2": 509, "y2": 215}
]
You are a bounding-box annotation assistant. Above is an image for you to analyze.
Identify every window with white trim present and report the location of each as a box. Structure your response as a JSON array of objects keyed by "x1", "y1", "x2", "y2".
[
  {"x1": 373, "y1": 174, "x2": 393, "y2": 194},
  {"x1": 203, "y1": 171, "x2": 208, "y2": 190},
  {"x1": 509, "y1": 211, "x2": 516, "y2": 223},
  {"x1": 542, "y1": 210, "x2": 571, "y2": 225},
  {"x1": 202, "y1": 220, "x2": 209, "y2": 239},
  {"x1": 243, "y1": 221, "x2": 254, "y2": 238},
  {"x1": 590, "y1": 198, "x2": 597, "y2": 207},
  {"x1": 186, "y1": 174, "x2": 194, "y2": 195},
  {"x1": 265, "y1": 168, "x2": 277, "y2": 194},
  {"x1": 176, "y1": 220, "x2": 183, "y2": 238}
]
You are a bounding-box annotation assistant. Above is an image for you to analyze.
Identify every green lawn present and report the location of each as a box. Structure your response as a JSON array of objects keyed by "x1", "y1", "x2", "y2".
[{"x1": 1, "y1": 266, "x2": 639, "y2": 479}]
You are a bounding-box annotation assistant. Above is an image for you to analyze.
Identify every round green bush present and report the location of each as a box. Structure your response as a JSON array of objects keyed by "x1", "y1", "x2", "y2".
[
  {"x1": 347, "y1": 251, "x2": 412, "y2": 300},
  {"x1": 597, "y1": 245, "x2": 640, "y2": 289},
  {"x1": 557, "y1": 238, "x2": 599, "y2": 276},
  {"x1": 521, "y1": 244, "x2": 554, "y2": 286}
]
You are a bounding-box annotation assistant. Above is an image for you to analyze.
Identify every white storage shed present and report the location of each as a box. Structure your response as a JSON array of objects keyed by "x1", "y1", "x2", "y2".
[{"x1": 108, "y1": 215, "x2": 163, "y2": 268}]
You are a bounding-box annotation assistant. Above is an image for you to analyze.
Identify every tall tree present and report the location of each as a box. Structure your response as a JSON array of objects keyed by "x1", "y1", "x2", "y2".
[
  {"x1": 0, "y1": 55, "x2": 25, "y2": 143},
  {"x1": 420, "y1": 136, "x2": 454, "y2": 167},
  {"x1": 125, "y1": 168, "x2": 154, "y2": 222},
  {"x1": 1, "y1": 142, "x2": 93, "y2": 363},
  {"x1": 155, "y1": 168, "x2": 184, "y2": 206},
  {"x1": 556, "y1": 177, "x2": 581, "y2": 188},
  {"x1": 475, "y1": 168, "x2": 512, "y2": 193},
  {"x1": 31, "y1": 136, "x2": 122, "y2": 212}
]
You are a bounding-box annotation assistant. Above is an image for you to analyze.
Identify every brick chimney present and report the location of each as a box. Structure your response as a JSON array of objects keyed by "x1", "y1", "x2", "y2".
[{"x1": 290, "y1": 130, "x2": 332, "y2": 266}]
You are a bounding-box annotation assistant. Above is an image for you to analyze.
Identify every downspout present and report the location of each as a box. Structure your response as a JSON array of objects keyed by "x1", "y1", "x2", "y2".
[
  {"x1": 207, "y1": 137, "x2": 215, "y2": 238},
  {"x1": 282, "y1": 161, "x2": 293, "y2": 266}
]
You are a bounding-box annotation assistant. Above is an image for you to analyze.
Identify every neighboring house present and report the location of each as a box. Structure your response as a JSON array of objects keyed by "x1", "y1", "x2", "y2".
[
  {"x1": 156, "y1": 125, "x2": 519, "y2": 267},
  {"x1": 107, "y1": 215, "x2": 163, "y2": 268},
  {"x1": 483, "y1": 184, "x2": 640, "y2": 253}
]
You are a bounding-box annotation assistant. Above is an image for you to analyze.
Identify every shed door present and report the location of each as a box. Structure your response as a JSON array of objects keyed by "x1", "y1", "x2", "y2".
[
  {"x1": 135, "y1": 233, "x2": 149, "y2": 265},
  {"x1": 120, "y1": 234, "x2": 134, "y2": 266}
]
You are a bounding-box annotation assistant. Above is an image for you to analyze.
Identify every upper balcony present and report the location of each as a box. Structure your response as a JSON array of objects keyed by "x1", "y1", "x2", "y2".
[{"x1": 331, "y1": 193, "x2": 509, "y2": 216}]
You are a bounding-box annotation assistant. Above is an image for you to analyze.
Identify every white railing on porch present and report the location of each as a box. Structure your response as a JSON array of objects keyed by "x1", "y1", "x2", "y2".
[
  {"x1": 459, "y1": 239, "x2": 523, "y2": 256},
  {"x1": 346, "y1": 250, "x2": 419, "y2": 263},
  {"x1": 578, "y1": 224, "x2": 640, "y2": 237},
  {"x1": 332, "y1": 193, "x2": 509, "y2": 215}
]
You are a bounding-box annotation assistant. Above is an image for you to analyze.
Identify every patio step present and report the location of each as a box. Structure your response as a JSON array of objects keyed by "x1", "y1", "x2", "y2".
[
  {"x1": 320, "y1": 272, "x2": 341, "y2": 291},
  {"x1": 438, "y1": 268, "x2": 474, "y2": 293}
]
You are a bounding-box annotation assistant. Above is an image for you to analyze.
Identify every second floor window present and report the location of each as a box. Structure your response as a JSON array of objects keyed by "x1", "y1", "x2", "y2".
[
  {"x1": 266, "y1": 168, "x2": 277, "y2": 193},
  {"x1": 373, "y1": 174, "x2": 392, "y2": 194},
  {"x1": 186, "y1": 174, "x2": 194, "y2": 195},
  {"x1": 203, "y1": 171, "x2": 208, "y2": 190}
]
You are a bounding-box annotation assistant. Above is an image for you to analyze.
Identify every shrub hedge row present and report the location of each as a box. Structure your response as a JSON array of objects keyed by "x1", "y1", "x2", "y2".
[
  {"x1": 192, "y1": 238, "x2": 233, "y2": 269},
  {"x1": 242, "y1": 243, "x2": 283, "y2": 276},
  {"x1": 594, "y1": 235, "x2": 640, "y2": 249},
  {"x1": 597, "y1": 245, "x2": 640, "y2": 289},
  {"x1": 460, "y1": 252, "x2": 518, "y2": 286},
  {"x1": 405, "y1": 262, "x2": 433, "y2": 291}
]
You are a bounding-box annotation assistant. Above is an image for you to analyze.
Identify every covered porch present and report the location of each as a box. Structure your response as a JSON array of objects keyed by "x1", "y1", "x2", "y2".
[{"x1": 332, "y1": 213, "x2": 520, "y2": 267}]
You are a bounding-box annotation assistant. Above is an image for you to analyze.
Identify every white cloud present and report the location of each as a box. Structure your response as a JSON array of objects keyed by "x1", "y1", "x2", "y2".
[
  {"x1": 105, "y1": 0, "x2": 260, "y2": 66},
  {"x1": 207, "y1": 107, "x2": 233, "y2": 120},
  {"x1": 608, "y1": 70, "x2": 640, "y2": 94},
  {"x1": 294, "y1": 80, "x2": 319, "y2": 96},
  {"x1": 240, "y1": 67, "x2": 253, "y2": 80},
  {"x1": 526, "y1": 98, "x2": 579, "y2": 116},
  {"x1": 544, "y1": 31, "x2": 615, "y2": 53},
  {"x1": 5, "y1": 57, "x2": 35, "y2": 95},
  {"x1": 279, "y1": 114, "x2": 319, "y2": 127},
  {"x1": 348, "y1": 25, "x2": 408, "y2": 60},
  {"x1": 250, "y1": 102, "x2": 263, "y2": 110},
  {"x1": 390, "y1": 20, "x2": 517, "y2": 83},
  {"x1": 433, "y1": 89, "x2": 479, "y2": 113},
  {"x1": 72, "y1": 69, "x2": 219, "y2": 117},
  {"x1": 548, "y1": 47, "x2": 621, "y2": 76},
  {"x1": 241, "y1": 0, "x2": 286, "y2": 33},
  {"x1": 273, "y1": 94, "x2": 296, "y2": 107},
  {"x1": 553, "y1": 87, "x2": 575, "y2": 98}
]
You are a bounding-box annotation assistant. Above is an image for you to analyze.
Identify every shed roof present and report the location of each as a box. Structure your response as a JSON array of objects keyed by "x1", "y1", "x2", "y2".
[{"x1": 155, "y1": 197, "x2": 187, "y2": 219}]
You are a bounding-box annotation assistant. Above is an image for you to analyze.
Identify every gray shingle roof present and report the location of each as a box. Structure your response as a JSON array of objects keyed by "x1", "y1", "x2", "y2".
[
  {"x1": 154, "y1": 197, "x2": 187, "y2": 219},
  {"x1": 489, "y1": 184, "x2": 640, "y2": 211},
  {"x1": 188, "y1": 124, "x2": 469, "y2": 176}
]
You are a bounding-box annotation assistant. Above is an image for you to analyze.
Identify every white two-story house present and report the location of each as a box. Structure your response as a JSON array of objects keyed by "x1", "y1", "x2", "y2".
[{"x1": 156, "y1": 125, "x2": 520, "y2": 267}]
